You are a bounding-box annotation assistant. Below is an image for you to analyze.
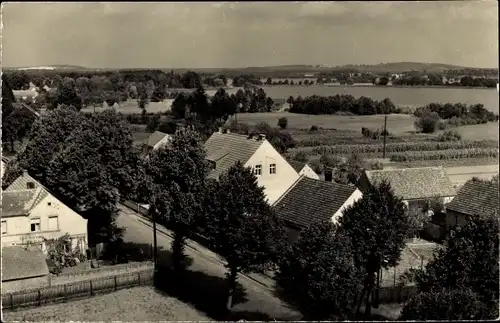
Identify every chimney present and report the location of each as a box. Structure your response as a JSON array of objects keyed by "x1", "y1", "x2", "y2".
[
  {"x1": 225, "y1": 129, "x2": 230, "y2": 134},
  {"x1": 218, "y1": 127, "x2": 223, "y2": 134},
  {"x1": 324, "y1": 167, "x2": 333, "y2": 182},
  {"x1": 258, "y1": 133, "x2": 266, "y2": 141}
]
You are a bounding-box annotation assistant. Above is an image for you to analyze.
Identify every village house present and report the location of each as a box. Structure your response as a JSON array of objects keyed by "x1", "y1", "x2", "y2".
[
  {"x1": 1, "y1": 172, "x2": 88, "y2": 253},
  {"x1": 142, "y1": 130, "x2": 172, "y2": 155},
  {"x1": 444, "y1": 178, "x2": 499, "y2": 228},
  {"x1": 360, "y1": 167, "x2": 456, "y2": 211},
  {"x1": 12, "y1": 82, "x2": 40, "y2": 101},
  {"x1": 273, "y1": 176, "x2": 363, "y2": 241},
  {"x1": 204, "y1": 128, "x2": 300, "y2": 205},
  {"x1": 1, "y1": 246, "x2": 50, "y2": 293},
  {"x1": 287, "y1": 160, "x2": 320, "y2": 180}
]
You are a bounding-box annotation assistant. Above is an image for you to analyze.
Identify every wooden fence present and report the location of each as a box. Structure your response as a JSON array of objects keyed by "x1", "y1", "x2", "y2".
[{"x1": 2, "y1": 269, "x2": 154, "y2": 311}]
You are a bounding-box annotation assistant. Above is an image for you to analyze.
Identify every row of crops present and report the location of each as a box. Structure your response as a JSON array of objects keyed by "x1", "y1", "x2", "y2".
[
  {"x1": 310, "y1": 140, "x2": 498, "y2": 155},
  {"x1": 389, "y1": 148, "x2": 499, "y2": 162}
]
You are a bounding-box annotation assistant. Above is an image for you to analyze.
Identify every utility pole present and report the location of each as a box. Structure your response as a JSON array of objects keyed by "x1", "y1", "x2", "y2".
[
  {"x1": 382, "y1": 114, "x2": 388, "y2": 159},
  {"x1": 152, "y1": 212, "x2": 158, "y2": 271}
]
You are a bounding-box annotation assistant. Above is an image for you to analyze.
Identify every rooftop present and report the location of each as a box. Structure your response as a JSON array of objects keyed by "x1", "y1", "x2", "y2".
[
  {"x1": 273, "y1": 176, "x2": 358, "y2": 230},
  {"x1": 287, "y1": 160, "x2": 307, "y2": 173},
  {"x1": 1, "y1": 189, "x2": 41, "y2": 217},
  {"x1": 446, "y1": 178, "x2": 499, "y2": 217},
  {"x1": 4, "y1": 172, "x2": 50, "y2": 213},
  {"x1": 145, "y1": 131, "x2": 171, "y2": 148},
  {"x1": 204, "y1": 131, "x2": 264, "y2": 179},
  {"x1": 365, "y1": 167, "x2": 456, "y2": 200},
  {"x1": 2, "y1": 246, "x2": 50, "y2": 281}
]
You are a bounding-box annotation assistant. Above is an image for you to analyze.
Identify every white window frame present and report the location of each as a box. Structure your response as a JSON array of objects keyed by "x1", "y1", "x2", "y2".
[
  {"x1": 254, "y1": 165, "x2": 262, "y2": 176},
  {"x1": 30, "y1": 218, "x2": 41, "y2": 232},
  {"x1": 269, "y1": 163, "x2": 276, "y2": 174},
  {"x1": 1, "y1": 220, "x2": 7, "y2": 235},
  {"x1": 48, "y1": 215, "x2": 59, "y2": 231}
]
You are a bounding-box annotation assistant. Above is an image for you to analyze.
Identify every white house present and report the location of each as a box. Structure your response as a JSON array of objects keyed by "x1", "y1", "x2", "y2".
[
  {"x1": 273, "y1": 176, "x2": 363, "y2": 241},
  {"x1": 12, "y1": 82, "x2": 39, "y2": 101},
  {"x1": 204, "y1": 129, "x2": 300, "y2": 205},
  {"x1": 1, "y1": 172, "x2": 88, "y2": 253},
  {"x1": 143, "y1": 131, "x2": 172, "y2": 155},
  {"x1": 288, "y1": 160, "x2": 320, "y2": 180}
]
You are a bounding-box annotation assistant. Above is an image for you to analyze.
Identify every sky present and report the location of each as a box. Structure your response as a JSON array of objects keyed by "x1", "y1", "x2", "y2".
[{"x1": 2, "y1": 1, "x2": 498, "y2": 69}]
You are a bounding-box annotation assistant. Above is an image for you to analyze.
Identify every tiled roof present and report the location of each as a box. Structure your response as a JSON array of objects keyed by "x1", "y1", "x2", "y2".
[
  {"x1": 288, "y1": 160, "x2": 307, "y2": 173},
  {"x1": 2, "y1": 246, "x2": 49, "y2": 281},
  {"x1": 204, "y1": 132, "x2": 263, "y2": 179},
  {"x1": 4, "y1": 173, "x2": 50, "y2": 211},
  {"x1": 146, "y1": 131, "x2": 171, "y2": 148},
  {"x1": 273, "y1": 176, "x2": 358, "y2": 230},
  {"x1": 446, "y1": 179, "x2": 499, "y2": 217},
  {"x1": 1, "y1": 189, "x2": 41, "y2": 216},
  {"x1": 365, "y1": 167, "x2": 456, "y2": 200}
]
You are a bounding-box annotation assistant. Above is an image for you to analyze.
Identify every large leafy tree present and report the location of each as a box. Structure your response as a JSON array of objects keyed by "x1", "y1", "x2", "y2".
[
  {"x1": 53, "y1": 77, "x2": 82, "y2": 110},
  {"x1": 14, "y1": 107, "x2": 139, "y2": 244},
  {"x1": 400, "y1": 214, "x2": 499, "y2": 320},
  {"x1": 338, "y1": 180, "x2": 412, "y2": 316},
  {"x1": 145, "y1": 126, "x2": 209, "y2": 271},
  {"x1": 276, "y1": 221, "x2": 362, "y2": 320},
  {"x1": 204, "y1": 162, "x2": 285, "y2": 310}
]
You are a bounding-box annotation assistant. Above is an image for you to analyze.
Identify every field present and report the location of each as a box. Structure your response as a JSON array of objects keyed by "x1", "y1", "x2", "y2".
[{"x1": 3, "y1": 286, "x2": 212, "y2": 321}]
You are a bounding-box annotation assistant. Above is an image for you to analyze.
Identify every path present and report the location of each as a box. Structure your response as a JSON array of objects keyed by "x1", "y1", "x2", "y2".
[{"x1": 115, "y1": 203, "x2": 301, "y2": 320}]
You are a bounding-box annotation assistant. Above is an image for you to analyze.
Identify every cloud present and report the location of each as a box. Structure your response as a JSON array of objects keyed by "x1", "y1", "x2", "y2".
[{"x1": 1, "y1": 2, "x2": 497, "y2": 68}]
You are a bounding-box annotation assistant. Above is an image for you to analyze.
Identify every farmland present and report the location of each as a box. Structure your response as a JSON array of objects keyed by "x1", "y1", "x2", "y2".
[{"x1": 3, "y1": 286, "x2": 212, "y2": 321}]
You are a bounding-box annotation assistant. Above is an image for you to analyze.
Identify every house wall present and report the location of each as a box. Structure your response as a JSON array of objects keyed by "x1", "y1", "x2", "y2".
[
  {"x1": 2, "y1": 275, "x2": 50, "y2": 293},
  {"x1": 245, "y1": 140, "x2": 300, "y2": 205},
  {"x1": 299, "y1": 165, "x2": 320, "y2": 180},
  {"x1": 1, "y1": 194, "x2": 88, "y2": 252},
  {"x1": 332, "y1": 189, "x2": 364, "y2": 223},
  {"x1": 445, "y1": 210, "x2": 470, "y2": 228}
]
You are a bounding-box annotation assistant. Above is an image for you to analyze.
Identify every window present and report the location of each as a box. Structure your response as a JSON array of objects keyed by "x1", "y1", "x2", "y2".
[
  {"x1": 254, "y1": 165, "x2": 262, "y2": 176},
  {"x1": 1, "y1": 221, "x2": 7, "y2": 234},
  {"x1": 48, "y1": 216, "x2": 59, "y2": 231},
  {"x1": 30, "y1": 218, "x2": 41, "y2": 232},
  {"x1": 269, "y1": 163, "x2": 276, "y2": 174}
]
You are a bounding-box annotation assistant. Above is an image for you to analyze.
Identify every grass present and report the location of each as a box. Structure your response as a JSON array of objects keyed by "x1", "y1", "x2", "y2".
[
  {"x1": 3, "y1": 286, "x2": 212, "y2": 321},
  {"x1": 232, "y1": 112, "x2": 417, "y2": 135}
]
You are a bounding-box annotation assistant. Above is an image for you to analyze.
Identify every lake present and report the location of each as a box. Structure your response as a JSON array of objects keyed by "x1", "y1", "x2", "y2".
[{"x1": 206, "y1": 86, "x2": 499, "y2": 113}]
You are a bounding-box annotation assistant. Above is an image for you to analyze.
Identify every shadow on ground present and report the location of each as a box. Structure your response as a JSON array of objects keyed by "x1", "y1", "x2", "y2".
[
  {"x1": 154, "y1": 266, "x2": 249, "y2": 320},
  {"x1": 117, "y1": 242, "x2": 193, "y2": 268}
]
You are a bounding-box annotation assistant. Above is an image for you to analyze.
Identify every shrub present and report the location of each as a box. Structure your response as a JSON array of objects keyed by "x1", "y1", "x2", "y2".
[
  {"x1": 414, "y1": 111, "x2": 440, "y2": 133},
  {"x1": 293, "y1": 151, "x2": 308, "y2": 162},
  {"x1": 369, "y1": 161, "x2": 384, "y2": 170},
  {"x1": 278, "y1": 117, "x2": 288, "y2": 129},
  {"x1": 438, "y1": 130, "x2": 462, "y2": 142},
  {"x1": 309, "y1": 125, "x2": 319, "y2": 132}
]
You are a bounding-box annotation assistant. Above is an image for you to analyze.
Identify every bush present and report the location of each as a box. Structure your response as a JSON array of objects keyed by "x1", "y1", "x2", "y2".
[
  {"x1": 438, "y1": 130, "x2": 462, "y2": 142},
  {"x1": 278, "y1": 117, "x2": 288, "y2": 129},
  {"x1": 293, "y1": 151, "x2": 308, "y2": 162},
  {"x1": 369, "y1": 161, "x2": 384, "y2": 170},
  {"x1": 309, "y1": 125, "x2": 319, "y2": 132},
  {"x1": 415, "y1": 111, "x2": 440, "y2": 133}
]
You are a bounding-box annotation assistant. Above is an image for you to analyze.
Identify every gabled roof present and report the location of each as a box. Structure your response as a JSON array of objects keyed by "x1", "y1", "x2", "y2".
[
  {"x1": 1, "y1": 189, "x2": 42, "y2": 217},
  {"x1": 4, "y1": 172, "x2": 50, "y2": 213},
  {"x1": 204, "y1": 132, "x2": 264, "y2": 179},
  {"x1": 288, "y1": 160, "x2": 308, "y2": 173},
  {"x1": 273, "y1": 176, "x2": 358, "y2": 230},
  {"x1": 2, "y1": 246, "x2": 49, "y2": 281},
  {"x1": 446, "y1": 179, "x2": 499, "y2": 217},
  {"x1": 365, "y1": 167, "x2": 456, "y2": 200},
  {"x1": 146, "y1": 131, "x2": 171, "y2": 148}
]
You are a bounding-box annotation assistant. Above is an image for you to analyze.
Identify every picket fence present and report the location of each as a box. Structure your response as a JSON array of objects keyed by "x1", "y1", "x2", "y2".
[{"x1": 2, "y1": 269, "x2": 154, "y2": 310}]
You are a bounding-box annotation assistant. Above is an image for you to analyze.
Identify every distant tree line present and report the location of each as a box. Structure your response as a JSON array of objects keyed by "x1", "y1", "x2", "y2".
[
  {"x1": 392, "y1": 74, "x2": 497, "y2": 88},
  {"x1": 287, "y1": 94, "x2": 398, "y2": 115},
  {"x1": 414, "y1": 102, "x2": 498, "y2": 123}
]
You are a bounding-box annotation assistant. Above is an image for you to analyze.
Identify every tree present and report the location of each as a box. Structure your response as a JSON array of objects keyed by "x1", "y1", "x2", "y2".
[
  {"x1": 414, "y1": 110, "x2": 440, "y2": 133},
  {"x1": 210, "y1": 88, "x2": 237, "y2": 122},
  {"x1": 266, "y1": 77, "x2": 272, "y2": 85},
  {"x1": 151, "y1": 84, "x2": 167, "y2": 102},
  {"x1": 171, "y1": 93, "x2": 188, "y2": 119},
  {"x1": 205, "y1": 162, "x2": 285, "y2": 310},
  {"x1": 145, "y1": 126, "x2": 209, "y2": 271},
  {"x1": 338, "y1": 180, "x2": 412, "y2": 316},
  {"x1": 400, "y1": 214, "x2": 499, "y2": 320},
  {"x1": 146, "y1": 114, "x2": 161, "y2": 132},
  {"x1": 277, "y1": 117, "x2": 288, "y2": 129},
  {"x1": 276, "y1": 221, "x2": 362, "y2": 320},
  {"x1": 53, "y1": 77, "x2": 82, "y2": 110}
]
